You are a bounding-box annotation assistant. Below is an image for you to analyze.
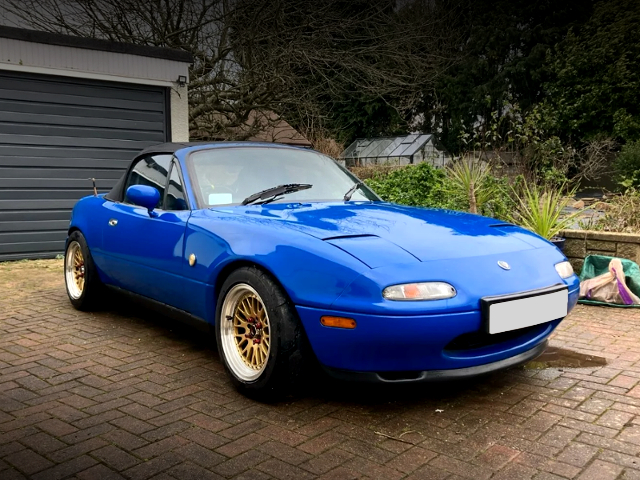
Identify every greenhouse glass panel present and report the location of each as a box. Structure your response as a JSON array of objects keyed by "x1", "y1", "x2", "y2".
[
  {"x1": 359, "y1": 138, "x2": 394, "y2": 158},
  {"x1": 388, "y1": 142, "x2": 413, "y2": 157},
  {"x1": 377, "y1": 137, "x2": 405, "y2": 157},
  {"x1": 401, "y1": 134, "x2": 431, "y2": 157}
]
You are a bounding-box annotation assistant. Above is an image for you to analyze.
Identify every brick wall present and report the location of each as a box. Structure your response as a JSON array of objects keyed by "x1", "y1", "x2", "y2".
[{"x1": 561, "y1": 229, "x2": 640, "y2": 275}]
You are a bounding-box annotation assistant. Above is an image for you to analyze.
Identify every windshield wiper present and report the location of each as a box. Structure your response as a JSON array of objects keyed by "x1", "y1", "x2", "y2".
[
  {"x1": 241, "y1": 183, "x2": 312, "y2": 206},
  {"x1": 343, "y1": 181, "x2": 364, "y2": 201}
]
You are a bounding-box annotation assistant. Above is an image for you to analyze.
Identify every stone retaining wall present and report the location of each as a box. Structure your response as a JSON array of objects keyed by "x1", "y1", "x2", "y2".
[{"x1": 561, "y1": 229, "x2": 640, "y2": 274}]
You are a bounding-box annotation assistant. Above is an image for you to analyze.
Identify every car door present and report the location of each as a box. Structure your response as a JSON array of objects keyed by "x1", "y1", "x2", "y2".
[{"x1": 100, "y1": 155, "x2": 191, "y2": 309}]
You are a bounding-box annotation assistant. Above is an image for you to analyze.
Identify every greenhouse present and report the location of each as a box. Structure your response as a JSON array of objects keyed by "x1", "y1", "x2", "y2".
[{"x1": 340, "y1": 134, "x2": 451, "y2": 167}]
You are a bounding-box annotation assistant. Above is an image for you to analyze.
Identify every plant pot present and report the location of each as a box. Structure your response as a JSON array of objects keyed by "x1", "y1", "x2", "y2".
[{"x1": 550, "y1": 236, "x2": 566, "y2": 251}]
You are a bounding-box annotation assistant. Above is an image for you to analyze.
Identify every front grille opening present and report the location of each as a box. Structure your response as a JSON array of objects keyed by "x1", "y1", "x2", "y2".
[
  {"x1": 377, "y1": 371, "x2": 422, "y2": 381},
  {"x1": 444, "y1": 324, "x2": 546, "y2": 352}
]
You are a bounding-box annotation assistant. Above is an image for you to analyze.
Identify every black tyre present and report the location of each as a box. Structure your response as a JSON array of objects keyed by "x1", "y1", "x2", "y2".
[
  {"x1": 215, "y1": 266, "x2": 307, "y2": 399},
  {"x1": 64, "y1": 230, "x2": 103, "y2": 311}
]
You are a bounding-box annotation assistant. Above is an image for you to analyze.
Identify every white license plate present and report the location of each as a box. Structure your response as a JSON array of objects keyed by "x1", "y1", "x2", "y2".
[{"x1": 486, "y1": 288, "x2": 568, "y2": 334}]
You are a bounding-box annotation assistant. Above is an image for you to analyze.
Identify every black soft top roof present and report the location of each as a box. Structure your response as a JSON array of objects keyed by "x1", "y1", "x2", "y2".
[{"x1": 134, "y1": 142, "x2": 211, "y2": 158}]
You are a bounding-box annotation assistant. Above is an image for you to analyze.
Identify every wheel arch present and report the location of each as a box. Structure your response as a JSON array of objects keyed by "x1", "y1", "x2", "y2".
[
  {"x1": 211, "y1": 259, "x2": 310, "y2": 336},
  {"x1": 214, "y1": 259, "x2": 289, "y2": 306}
]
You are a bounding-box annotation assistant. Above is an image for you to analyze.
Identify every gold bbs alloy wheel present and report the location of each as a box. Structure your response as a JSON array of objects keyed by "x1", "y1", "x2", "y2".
[
  {"x1": 220, "y1": 284, "x2": 271, "y2": 381},
  {"x1": 65, "y1": 241, "x2": 85, "y2": 299}
]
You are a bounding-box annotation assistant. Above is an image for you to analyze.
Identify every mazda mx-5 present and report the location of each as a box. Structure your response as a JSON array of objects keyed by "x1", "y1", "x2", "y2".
[{"x1": 64, "y1": 142, "x2": 579, "y2": 397}]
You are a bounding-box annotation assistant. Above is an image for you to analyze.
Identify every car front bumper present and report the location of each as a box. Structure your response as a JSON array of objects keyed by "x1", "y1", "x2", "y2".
[
  {"x1": 322, "y1": 340, "x2": 548, "y2": 383},
  {"x1": 295, "y1": 281, "x2": 579, "y2": 379}
]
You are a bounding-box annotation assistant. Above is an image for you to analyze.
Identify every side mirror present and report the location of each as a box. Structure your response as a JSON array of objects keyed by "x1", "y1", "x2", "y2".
[{"x1": 125, "y1": 185, "x2": 160, "y2": 217}]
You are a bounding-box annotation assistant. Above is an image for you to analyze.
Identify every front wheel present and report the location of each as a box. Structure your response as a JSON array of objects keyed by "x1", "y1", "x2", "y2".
[
  {"x1": 215, "y1": 267, "x2": 307, "y2": 399},
  {"x1": 64, "y1": 231, "x2": 102, "y2": 311}
]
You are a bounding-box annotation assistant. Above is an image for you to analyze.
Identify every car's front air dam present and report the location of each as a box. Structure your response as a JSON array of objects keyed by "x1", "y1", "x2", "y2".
[{"x1": 321, "y1": 340, "x2": 548, "y2": 384}]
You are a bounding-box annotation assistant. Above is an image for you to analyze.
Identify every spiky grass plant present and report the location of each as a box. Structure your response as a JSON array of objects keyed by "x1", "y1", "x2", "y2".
[
  {"x1": 446, "y1": 156, "x2": 492, "y2": 214},
  {"x1": 511, "y1": 181, "x2": 580, "y2": 239}
]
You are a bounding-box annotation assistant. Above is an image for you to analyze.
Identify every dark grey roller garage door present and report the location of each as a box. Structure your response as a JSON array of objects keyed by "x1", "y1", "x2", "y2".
[{"x1": 0, "y1": 70, "x2": 169, "y2": 261}]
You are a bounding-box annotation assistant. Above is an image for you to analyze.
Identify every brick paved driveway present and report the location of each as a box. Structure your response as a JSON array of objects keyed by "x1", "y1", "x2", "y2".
[{"x1": 1, "y1": 260, "x2": 640, "y2": 480}]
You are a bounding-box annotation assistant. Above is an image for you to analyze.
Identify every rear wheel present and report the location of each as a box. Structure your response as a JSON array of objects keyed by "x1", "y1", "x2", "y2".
[
  {"x1": 215, "y1": 266, "x2": 307, "y2": 399},
  {"x1": 64, "y1": 231, "x2": 102, "y2": 311}
]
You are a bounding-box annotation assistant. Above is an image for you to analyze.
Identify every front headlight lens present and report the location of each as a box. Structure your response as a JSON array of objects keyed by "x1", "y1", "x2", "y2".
[
  {"x1": 383, "y1": 282, "x2": 456, "y2": 301},
  {"x1": 555, "y1": 261, "x2": 574, "y2": 279}
]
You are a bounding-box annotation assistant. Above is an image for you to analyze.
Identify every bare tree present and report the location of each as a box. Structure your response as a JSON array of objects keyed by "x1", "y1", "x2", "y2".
[{"x1": 4, "y1": 0, "x2": 456, "y2": 141}]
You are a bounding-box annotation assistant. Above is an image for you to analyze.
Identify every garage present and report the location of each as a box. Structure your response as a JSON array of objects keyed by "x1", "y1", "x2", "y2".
[{"x1": 0, "y1": 26, "x2": 192, "y2": 261}]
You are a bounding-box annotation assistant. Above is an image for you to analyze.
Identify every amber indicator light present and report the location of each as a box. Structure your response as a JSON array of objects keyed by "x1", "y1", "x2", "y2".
[{"x1": 320, "y1": 316, "x2": 357, "y2": 329}]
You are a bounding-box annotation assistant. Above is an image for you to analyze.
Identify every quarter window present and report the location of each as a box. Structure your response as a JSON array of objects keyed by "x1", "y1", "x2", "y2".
[
  {"x1": 166, "y1": 163, "x2": 188, "y2": 211},
  {"x1": 124, "y1": 154, "x2": 172, "y2": 208}
]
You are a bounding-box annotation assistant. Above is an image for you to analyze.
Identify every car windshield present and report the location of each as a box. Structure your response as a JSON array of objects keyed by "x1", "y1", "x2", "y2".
[{"x1": 188, "y1": 147, "x2": 380, "y2": 207}]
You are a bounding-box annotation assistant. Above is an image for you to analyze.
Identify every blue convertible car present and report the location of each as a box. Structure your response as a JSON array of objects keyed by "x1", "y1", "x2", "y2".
[{"x1": 65, "y1": 142, "x2": 580, "y2": 397}]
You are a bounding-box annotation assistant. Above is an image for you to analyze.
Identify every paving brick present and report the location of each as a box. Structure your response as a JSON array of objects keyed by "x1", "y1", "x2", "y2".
[
  {"x1": 47, "y1": 437, "x2": 110, "y2": 463},
  {"x1": 0, "y1": 441, "x2": 26, "y2": 457},
  {"x1": 0, "y1": 467, "x2": 29, "y2": 480},
  {"x1": 404, "y1": 463, "x2": 452, "y2": 480},
  {"x1": 121, "y1": 451, "x2": 182, "y2": 480},
  {"x1": 256, "y1": 457, "x2": 315, "y2": 480},
  {"x1": 167, "y1": 461, "x2": 224, "y2": 480},
  {"x1": 539, "y1": 426, "x2": 580, "y2": 449},
  {"x1": 213, "y1": 450, "x2": 271, "y2": 477},
  {"x1": 4, "y1": 448, "x2": 54, "y2": 475},
  {"x1": 576, "y1": 460, "x2": 623, "y2": 480},
  {"x1": 60, "y1": 423, "x2": 115, "y2": 444},
  {"x1": 92, "y1": 444, "x2": 140, "y2": 470},
  {"x1": 100, "y1": 429, "x2": 149, "y2": 451},
  {"x1": 179, "y1": 427, "x2": 227, "y2": 450},
  {"x1": 229, "y1": 469, "x2": 272, "y2": 480},
  {"x1": 490, "y1": 462, "x2": 539, "y2": 480},
  {"x1": 522, "y1": 411, "x2": 563, "y2": 433},
  {"x1": 174, "y1": 443, "x2": 225, "y2": 468},
  {"x1": 597, "y1": 449, "x2": 640, "y2": 471},
  {"x1": 596, "y1": 409, "x2": 635, "y2": 429},
  {"x1": 109, "y1": 415, "x2": 155, "y2": 435},
  {"x1": 576, "y1": 431, "x2": 640, "y2": 456},
  {"x1": 19, "y1": 431, "x2": 67, "y2": 454},
  {"x1": 30, "y1": 454, "x2": 97, "y2": 480},
  {"x1": 298, "y1": 431, "x2": 346, "y2": 455},
  {"x1": 215, "y1": 432, "x2": 268, "y2": 458},
  {"x1": 430, "y1": 455, "x2": 493, "y2": 479},
  {"x1": 618, "y1": 425, "x2": 640, "y2": 446},
  {"x1": 555, "y1": 443, "x2": 599, "y2": 467},
  {"x1": 35, "y1": 417, "x2": 78, "y2": 436},
  {"x1": 218, "y1": 419, "x2": 267, "y2": 440},
  {"x1": 76, "y1": 463, "x2": 126, "y2": 480},
  {"x1": 514, "y1": 451, "x2": 581, "y2": 478},
  {"x1": 134, "y1": 436, "x2": 189, "y2": 460},
  {"x1": 316, "y1": 465, "x2": 360, "y2": 480},
  {"x1": 142, "y1": 421, "x2": 191, "y2": 442},
  {"x1": 255, "y1": 424, "x2": 308, "y2": 447},
  {"x1": 299, "y1": 447, "x2": 354, "y2": 475},
  {"x1": 609, "y1": 375, "x2": 639, "y2": 389},
  {"x1": 184, "y1": 413, "x2": 231, "y2": 433},
  {"x1": 385, "y1": 446, "x2": 438, "y2": 473}
]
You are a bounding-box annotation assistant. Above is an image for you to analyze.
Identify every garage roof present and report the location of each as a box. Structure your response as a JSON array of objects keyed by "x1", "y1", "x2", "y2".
[{"x1": 0, "y1": 25, "x2": 193, "y2": 63}]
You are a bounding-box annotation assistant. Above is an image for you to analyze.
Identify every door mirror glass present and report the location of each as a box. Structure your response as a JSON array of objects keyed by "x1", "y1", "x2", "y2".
[{"x1": 126, "y1": 185, "x2": 160, "y2": 216}]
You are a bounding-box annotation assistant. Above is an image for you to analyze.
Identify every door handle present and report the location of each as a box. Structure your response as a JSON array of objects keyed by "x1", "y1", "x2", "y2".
[{"x1": 108, "y1": 218, "x2": 118, "y2": 227}]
